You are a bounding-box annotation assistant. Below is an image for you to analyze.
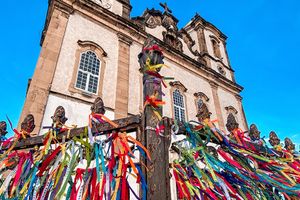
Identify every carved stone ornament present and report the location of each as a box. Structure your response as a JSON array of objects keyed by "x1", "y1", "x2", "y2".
[
  {"x1": 249, "y1": 124, "x2": 261, "y2": 141},
  {"x1": 269, "y1": 131, "x2": 280, "y2": 147},
  {"x1": 284, "y1": 137, "x2": 295, "y2": 152},
  {"x1": 196, "y1": 103, "x2": 211, "y2": 122},
  {"x1": 51, "y1": 106, "x2": 68, "y2": 126},
  {"x1": 217, "y1": 66, "x2": 226, "y2": 76},
  {"x1": 94, "y1": 0, "x2": 112, "y2": 9},
  {"x1": 162, "y1": 31, "x2": 183, "y2": 52},
  {"x1": 146, "y1": 15, "x2": 162, "y2": 29},
  {"x1": 180, "y1": 29, "x2": 200, "y2": 57},
  {"x1": 162, "y1": 15, "x2": 178, "y2": 32},
  {"x1": 21, "y1": 114, "x2": 35, "y2": 135},
  {"x1": 91, "y1": 97, "x2": 106, "y2": 115},
  {"x1": 226, "y1": 113, "x2": 239, "y2": 132},
  {"x1": 169, "y1": 81, "x2": 187, "y2": 92},
  {"x1": 0, "y1": 121, "x2": 7, "y2": 136}
]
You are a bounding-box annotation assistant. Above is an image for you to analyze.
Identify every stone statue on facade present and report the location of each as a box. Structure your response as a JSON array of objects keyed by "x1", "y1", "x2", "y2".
[
  {"x1": 51, "y1": 106, "x2": 68, "y2": 128},
  {"x1": 21, "y1": 114, "x2": 35, "y2": 138},
  {"x1": 91, "y1": 97, "x2": 106, "y2": 115},
  {"x1": 284, "y1": 137, "x2": 295, "y2": 152},
  {"x1": 269, "y1": 131, "x2": 280, "y2": 147},
  {"x1": 196, "y1": 103, "x2": 211, "y2": 122},
  {"x1": 226, "y1": 113, "x2": 239, "y2": 132},
  {"x1": 249, "y1": 124, "x2": 261, "y2": 141}
]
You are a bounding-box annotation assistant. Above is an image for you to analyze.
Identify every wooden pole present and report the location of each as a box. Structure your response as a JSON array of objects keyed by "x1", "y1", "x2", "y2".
[{"x1": 139, "y1": 38, "x2": 171, "y2": 200}]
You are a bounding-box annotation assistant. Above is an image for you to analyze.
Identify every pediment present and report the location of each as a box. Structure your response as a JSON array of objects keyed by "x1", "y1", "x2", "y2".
[
  {"x1": 225, "y1": 106, "x2": 238, "y2": 114},
  {"x1": 134, "y1": 8, "x2": 200, "y2": 56},
  {"x1": 194, "y1": 92, "x2": 209, "y2": 101},
  {"x1": 169, "y1": 81, "x2": 187, "y2": 92}
]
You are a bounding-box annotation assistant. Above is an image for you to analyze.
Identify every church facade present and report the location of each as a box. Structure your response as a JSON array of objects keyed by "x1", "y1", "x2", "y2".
[{"x1": 19, "y1": 0, "x2": 248, "y2": 136}]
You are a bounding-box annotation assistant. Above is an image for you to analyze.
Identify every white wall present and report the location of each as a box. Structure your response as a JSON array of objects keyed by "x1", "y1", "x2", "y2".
[
  {"x1": 51, "y1": 13, "x2": 119, "y2": 109},
  {"x1": 40, "y1": 94, "x2": 115, "y2": 135},
  {"x1": 161, "y1": 58, "x2": 217, "y2": 122},
  {"x1": 218, "y1": 88, "x2": 247, "y2": 132},
  {"x1": 204, "y1": 29, "x2": 233, "y2": 81}
]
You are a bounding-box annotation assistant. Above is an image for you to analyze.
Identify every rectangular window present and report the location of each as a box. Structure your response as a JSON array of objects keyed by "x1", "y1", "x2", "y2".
[{"x1": 173, "y1": 89, "x2": 186, "y2": 122}]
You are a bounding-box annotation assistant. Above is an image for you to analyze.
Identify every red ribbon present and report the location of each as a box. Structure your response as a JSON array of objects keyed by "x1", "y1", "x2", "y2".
[{"x1": 38, "y1": 146, "x2": 61, "y2": 177}]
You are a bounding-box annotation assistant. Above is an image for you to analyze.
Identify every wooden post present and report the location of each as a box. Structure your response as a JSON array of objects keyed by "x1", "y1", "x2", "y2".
[{"x1": 139, "y1": 38, "x2": 171, "y2": 200}]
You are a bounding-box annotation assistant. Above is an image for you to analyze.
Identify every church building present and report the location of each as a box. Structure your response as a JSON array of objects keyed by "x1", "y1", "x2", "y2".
[{"x1": 18, "y1": 0, "x2": 248, "y2": 136}]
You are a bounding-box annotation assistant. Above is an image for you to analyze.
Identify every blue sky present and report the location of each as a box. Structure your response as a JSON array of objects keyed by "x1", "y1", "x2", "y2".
[{"x1": 0, "y1": 1, "x2": 299, "y2": 145}]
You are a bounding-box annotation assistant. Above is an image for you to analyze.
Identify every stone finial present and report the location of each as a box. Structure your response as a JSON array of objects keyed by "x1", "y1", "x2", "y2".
[
  {"x1": 51, "y1": 106, "x2": 68, "y2": 127},
  {"x1": 21, "y1": 114, "x2": 35, "y2": 136},
  {"x1": 269, "y1": 131, "x2": 280, "y2": 147},
  {"x1": 91, "y1": 97, "x2": 106, "y2": 115},
  {"x1": 284, "y1": 137, "x2": 295, "y2": 152},
  {"x1": 0, "y1": 121, "x2": 7, "y2": 137},
  {"x1": 249, "y1": 124, "x2": 261, "y2": 141},
  {"x1": 226, "y1": 113, "x2": 239, "y2": 132},
  {"x1": 196, "y1": 103, "x2": 211, "y2": 122}
]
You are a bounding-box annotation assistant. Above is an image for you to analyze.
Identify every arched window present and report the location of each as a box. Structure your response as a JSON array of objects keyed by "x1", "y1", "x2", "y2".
[
  {"x1": 173, "y1": 89, "x2": 185, "y2": 122},
  {"x1": 70, "y1": 40, "x2": 107, "y2": 97},
  {"x1": 75, "y1": 51, "x2": 101, "y2": 94},
  {"x1": 211, "y1": 39, "x2": 221, "y2": 58}
]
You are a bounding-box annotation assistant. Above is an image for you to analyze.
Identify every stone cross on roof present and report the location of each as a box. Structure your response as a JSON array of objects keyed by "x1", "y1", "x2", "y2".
[{"x1": 159, "y1": 2, "x2": 172, "y2": 14}]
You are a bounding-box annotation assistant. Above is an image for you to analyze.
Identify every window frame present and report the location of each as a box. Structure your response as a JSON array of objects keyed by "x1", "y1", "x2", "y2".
[
  {"x1": 75, "y1": 50, "x2": 101, "y2": 94},
  {"x1": 209, "y1": 35, "x2": 222, "y2": 59},
  {"x1": 169, "y1": 81, "x2": 188, "y2": 122},
  {"x1": 69, "y1": 40, "x2": 107, "y2": 98},
  {"x1": 172, "y1": 89, "x2": 186, "y2": 122}
]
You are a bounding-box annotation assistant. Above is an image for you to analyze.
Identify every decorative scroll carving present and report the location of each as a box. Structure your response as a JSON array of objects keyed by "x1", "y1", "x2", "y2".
[
  {"x1": 226, "y1": 113, "x2": 239, "y2": 132},
  {"x1": 249, "y1": 124, "x2": 260, "y2": 141},
  {"x1": 225, "y1": 106, "x2": 238, "y2": 114},
  {"x1": 0, "y1": 121, "x2": 7, "y2": 137},
  {"x1": 162, "y1": 31, "x2": 183, "y2": 52},
  {"x1": 169, "y1": 81, "x2": 187, "y2": 92},
  {"x1": 180, "y1": 29, "x2": 200, "y2": 57},
  {"x1": 284, "y1": 138, "x2": 295, "y2": 152},
  {"x1": 196, "y1": 103, "x2": 211, "y2": 122},
  {"x1": 269, "y1": 131, "x2": 280, "y2": 147},
  {"x1": 194, "y1": 92, "x2": 209, "y2": 102},
  {"x1": 134, "y1": 4, "x2": 208, "y2": 60},
  {"x1": 145, "y1": 15, "x2": 162, "y2": 29},
  {"x1": 21, "y1": 114, "x2": 35, "y2": 137},
  {"x1": 162, "y1": 15, "x2": 177, "y2": 31},
  {"x1": 91, "y1": 97, "x2": 106, "y2": 114},
  {"x1": 51, "y1": 106, "x2": 68, "y2": 127}
]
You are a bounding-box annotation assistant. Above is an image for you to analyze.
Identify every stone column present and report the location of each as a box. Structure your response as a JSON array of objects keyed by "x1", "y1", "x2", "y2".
[
  {"x1": 235, "y1": 94, "x2": 248, "y2": 131},
  {"x1": 114, "y1": 33, "x2": 132, "y2": 119},
  {"x1": 18, "y1": 5, "x2": 71, "y2": 135},
  {"x1": 209, "y1": 81, "x2": 225, "y2": 130}
]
